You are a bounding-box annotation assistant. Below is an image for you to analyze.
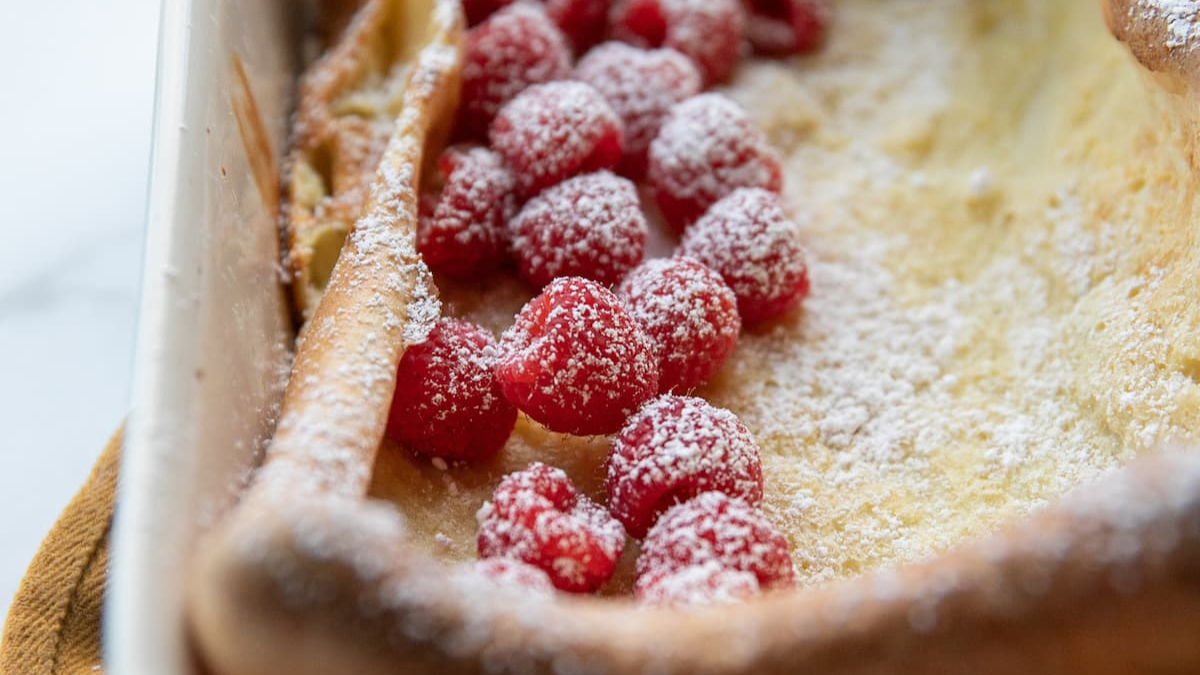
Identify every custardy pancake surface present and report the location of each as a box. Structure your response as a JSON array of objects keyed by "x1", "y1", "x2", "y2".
[{"x1": 369, "y1": 0, "x2": 1200, "y2": 590}]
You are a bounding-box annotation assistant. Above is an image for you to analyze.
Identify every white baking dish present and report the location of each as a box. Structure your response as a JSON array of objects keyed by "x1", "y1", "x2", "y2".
[
  {"x1": 105, "y1": 0, "x2": 303, "y2": 672},
  {"x1": 105, "y1": 1, "x2": 1200, "y2": 673}
]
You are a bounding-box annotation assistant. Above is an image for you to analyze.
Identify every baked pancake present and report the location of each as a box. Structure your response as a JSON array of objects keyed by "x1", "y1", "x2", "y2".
[
  {"x1": 285, "y1": 0, "x2": 457, "y2": 321},
  {"x1": 188, "y1": 0, "x2": 1200, "y2": 673},
  {"x1": 371, "y1": 0, "x2": 1200, "y2": 587}
]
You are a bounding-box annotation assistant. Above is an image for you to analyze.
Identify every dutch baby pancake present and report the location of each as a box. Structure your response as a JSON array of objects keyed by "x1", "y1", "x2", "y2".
[{"x1": 189, "y1": 1, "x2": 1200, "y2": 674}]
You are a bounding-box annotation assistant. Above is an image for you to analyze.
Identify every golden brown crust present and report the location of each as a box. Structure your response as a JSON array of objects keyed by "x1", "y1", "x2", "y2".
[
  {"x1": 268, "y1": 0, "x2": 460, "y2": 499},
  {"x1": 193, "y1": 451, "x2": 1200, "y2": 675},
  {"x1": 283, "y1": 0, "x2": 444, "y2": 323}
]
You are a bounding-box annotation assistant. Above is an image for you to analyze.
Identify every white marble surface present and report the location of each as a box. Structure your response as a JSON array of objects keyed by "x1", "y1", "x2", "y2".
[{"x1": 0, "y1": 0, "x2": 160, "y2": 618}]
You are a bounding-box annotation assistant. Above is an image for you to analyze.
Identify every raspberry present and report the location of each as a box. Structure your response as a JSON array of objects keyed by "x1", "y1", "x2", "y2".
[
  {"x1": 618, "y1": 257, "x2": 740, "y2": 393},
  {"x1": 637, "y1": 561, "x2": 759, "y2": 606},
  {"x1": 470, "y1": 557, "x2": 556, "y2": 594},
  {"x1": 635, "y1": 492, "x2": 794, "y2": 596},
  {"x1": 647, "y1": 93, "x2": 783, "y2": 232},
  {"x1": 385, "y1": 319, "x2": 518, "y2": 461},
  {"x1": 462, "y1": 0, "x2": 608, "y2": 48},
  {"x1": 677, "y1": 188, "x2": 810, "y2": 323},
  {"x1": 458, "y1": 5, "x2": 572, "y2": 139},
  {"x1": 490, "y1": 81, "x2": 625, "y2": 199},
  {"x1": 743, "y1": 0, "x2": 831, "y2": 55},
  {"x1": 509, "y1": 171, "x2": 647, "y2": 288},
  {"x1": 462, "y1": 0, "x2": 516, "y2": 26},
  {"x1": 418, "y1": 146, "x2": 514, "y2": 278},
  {"x1": 609, "y1": 0, "x2": 745, "y2": 86},
  {"x1": 477, "y1": 463, "x2": 626, "y2": 592},
  {"x1": 544, "y1": 0, "x2": 610, "y2": 52},
  {"x1": 496, "y1": 277, "x2": 659, "y2": 435},
  {"x1": 606, "y1": 395, "x2": 763, "y2": 538},
  {"x1": 573, "y1": 43, "x2": 701, "y2": 178}
]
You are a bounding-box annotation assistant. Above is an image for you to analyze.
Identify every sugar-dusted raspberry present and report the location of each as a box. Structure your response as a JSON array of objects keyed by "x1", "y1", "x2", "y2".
[
  {"x1": 573, "y1": 43, "x2": 702, "y2": 178},
  {"x1": 743, "y1": 0, "x2": 831, "y2": 55},
  {"x1": 678, "y1": 188, "x2": 810, "y2": 323},
  {"x1": 470, "y1": 557, "x2": 556, "y2": 594},
  {"x1": 509, "y1": 171, "x2": 647, "y2": 288},
  {"x1": 606, "y1": 395, "x2": 762, "y2": 537},
  {"x1": 635, "y1": 492, "x2": 794, "y2": 596},
  {"x1": 647, "y1": 93, "x2": 783, "y2": 232},
  {"x1": 609, "y1": 0, "x2": 745, "y2": 86},
  {"x1": 496, "y1": 277, "x2": 659, "y2": 435},
  {"x1": 490, "y1": 81, "x2": 624, "y2": 199},
  {"x1": 385, "y1": 319, "x2": 518, "y2": 460},
  {"x1": 477, "y1": 463, "x2": 626, "y2": 592},
  {"x1": 544, "y1": 0, "x2": 610, "y2": 52},
  {"x1": 618, "y1": 257, "x2": 740, "y2": 393},
  {"x1": 418, "y1": 146, "x2": 515, "y2": 278},
  {"x1": 637, "y1": 560, "x2": 759, "y2": 606},
  {"x1": 458, "y1": 5, "x2": 572, "y2": 139}
]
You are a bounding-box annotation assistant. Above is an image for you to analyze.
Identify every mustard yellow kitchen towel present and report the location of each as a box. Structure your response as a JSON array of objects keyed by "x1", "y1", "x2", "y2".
[{"x1": 0, "y1": 428, "x2": 120, "y2": 675}]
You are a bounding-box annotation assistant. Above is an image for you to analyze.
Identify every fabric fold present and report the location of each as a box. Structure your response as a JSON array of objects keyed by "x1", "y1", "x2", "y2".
[{"x1": 1, "y1": 428, "x2": 121, "y2": 675}]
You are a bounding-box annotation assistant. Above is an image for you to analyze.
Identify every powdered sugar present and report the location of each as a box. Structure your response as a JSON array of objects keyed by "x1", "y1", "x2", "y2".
[
  {"x1": 1134, "y1": 0, "x2": 1200, "y2": 48},
  {"x1": 700, "y1": 0, "x2": 1200, "y2": 585},
  {"x1": 233, "y1": 494, "x2": 409, "y2": 610}
]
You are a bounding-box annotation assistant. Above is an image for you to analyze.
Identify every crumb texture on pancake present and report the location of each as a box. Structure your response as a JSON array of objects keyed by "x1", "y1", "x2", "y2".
[{"x1": 370, "y1": 0, "x2": 1200, "y2": 588}]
